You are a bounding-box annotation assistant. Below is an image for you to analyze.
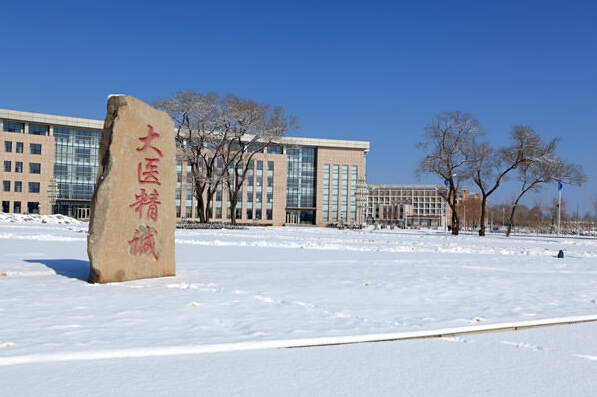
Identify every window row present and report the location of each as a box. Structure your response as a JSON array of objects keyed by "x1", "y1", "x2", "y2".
[
  {"x1": 4, "y1": 141, "x2": 42, "y2": 154},
  {"x1": 2, "y1": 122, "x2": 49, "y2": 135},
  {"x1": 3, "y1": 161, "x2": 41, "y2": 173},
  {"x1": 2, "y1": 180, "x2": 40, "y2": 193},
  {"x1": 1, "y1": 200, "x2": 40, "y2": 214}
]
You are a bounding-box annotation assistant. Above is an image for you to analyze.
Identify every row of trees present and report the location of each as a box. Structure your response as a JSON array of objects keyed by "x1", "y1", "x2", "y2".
[
  {"x1": 417, "y1": 111, "x2": 587, "y2": 237},
  {"x1": 457, "y1": 197, "x2": 596, "y2": 235},
  {"x1": 153, "y1": 91, "x2": 298, "y2": 224}
]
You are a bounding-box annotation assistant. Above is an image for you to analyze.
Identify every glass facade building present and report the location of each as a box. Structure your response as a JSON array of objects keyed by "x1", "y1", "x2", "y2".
[{"x1": 1, "y1": 108, "x2": 369, "y2": 226}]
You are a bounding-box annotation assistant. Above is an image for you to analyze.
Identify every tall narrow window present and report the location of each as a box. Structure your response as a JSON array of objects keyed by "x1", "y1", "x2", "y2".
[
  {"x1": 266, "y1": 161, "x2": 274, "y2": 220},
  {"x1": 323, "y1": 164, "x2": 330, "y2": 222},
  {"x1": 341, "y1": 165, "x2": 348, "y2": 222},
  {"x1": 351, "y1": 166, "x2": 358, "y2": 223},
  {"x1": 332, "y1": 165, "x2": 339, "y2": 222}
]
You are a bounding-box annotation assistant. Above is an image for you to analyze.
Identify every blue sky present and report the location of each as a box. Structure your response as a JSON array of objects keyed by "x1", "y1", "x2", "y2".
[{"x1": 2, "y1": 0, "x2": 596, "y2": 216}]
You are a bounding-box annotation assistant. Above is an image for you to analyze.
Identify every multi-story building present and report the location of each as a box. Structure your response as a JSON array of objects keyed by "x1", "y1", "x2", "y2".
[
  {"x1": 367, "y1": 184, "x2": 448, "y2": 228},
  {"x1": 1, "y1": 109, "x2": 103, "y2": 217},
  {"x1": 1, "y1": 108, "x2": 369, "y2": 226},
  {"x1": 367, "y1": 185, "x2": 485, "y2": 230}
]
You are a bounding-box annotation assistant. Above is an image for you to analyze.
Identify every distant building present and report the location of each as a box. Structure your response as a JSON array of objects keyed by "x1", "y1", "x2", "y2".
[
  {"x1": 367, "y1": 184, "x2": 448, "y2": 228},
  {"x1": 1, "y1": 108, "x2": 369, "y2": 226}
]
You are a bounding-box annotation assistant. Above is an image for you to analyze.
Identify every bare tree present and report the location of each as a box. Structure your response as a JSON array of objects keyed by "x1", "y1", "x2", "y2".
[
  {"x1": 154, "y1": 91, "x2": 298, "y2": 224},
  {"x1": 221, "y1": 97, "x2": 298, "y2": 224},
  {"x1": 154, "y1": 91, "x2": 228, "y2": 222},
  {"x1": 417, "y1": 111, "x2": 483, "y2": 235},
  {"x1": 464, "y1": 130, "x2": 527, "y2": 236},
  {"x1": 504, "y1": 126, "x2": 586, "y2": 237}
]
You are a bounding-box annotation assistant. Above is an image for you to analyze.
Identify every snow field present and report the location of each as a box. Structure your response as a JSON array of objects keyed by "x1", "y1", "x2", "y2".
[{"x1": 1, "y1": 217, "x2": 596, "y2": 396}]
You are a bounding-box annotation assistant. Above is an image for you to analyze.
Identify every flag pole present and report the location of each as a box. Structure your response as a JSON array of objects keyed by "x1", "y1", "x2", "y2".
[{"x1": 557, "y1": 181, "x2": 562, "y2": 235}]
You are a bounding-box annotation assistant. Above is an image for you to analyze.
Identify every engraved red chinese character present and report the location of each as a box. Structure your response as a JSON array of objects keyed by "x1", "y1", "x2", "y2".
[
  {"x1": 138, "y1": 158, "x2": 161, "y2": 185},
  {"x1": 136, "y1": 124, "x2": 163, "y2": 157},
  {"x1": 129, "y1": 188, "x2": 161, "y2": 221},
  {"x1": 128, "y1": 225, "x2": 159, "y2": 260}
]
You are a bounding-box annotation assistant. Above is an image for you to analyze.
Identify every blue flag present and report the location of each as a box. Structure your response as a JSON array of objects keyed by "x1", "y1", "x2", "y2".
[{"x1": 558, "y1": 181, "x2": 563, "y2": 191}]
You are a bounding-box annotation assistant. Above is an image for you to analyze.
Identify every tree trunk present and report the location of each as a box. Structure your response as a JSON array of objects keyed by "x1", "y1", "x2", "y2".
[
  {"x1": 505, "y1": 204, "x2": 518, "y2": 237},
  {"x1": 228, "y1": 191, "x2": 238, "y2": 225},
  {"x1": 478, "y1": 197, "x2": 488, "y2": 236}
]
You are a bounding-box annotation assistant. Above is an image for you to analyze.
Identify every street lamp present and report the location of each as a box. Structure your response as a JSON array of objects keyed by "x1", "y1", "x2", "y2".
[{"x1": 355, "y1": 176, "x2": 369, "y2": 228}]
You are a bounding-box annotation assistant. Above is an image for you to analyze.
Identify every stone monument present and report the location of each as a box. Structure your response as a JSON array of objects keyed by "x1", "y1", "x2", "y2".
[{"x1": 87, "y1": 95, "x2": 176, "y2": 283}]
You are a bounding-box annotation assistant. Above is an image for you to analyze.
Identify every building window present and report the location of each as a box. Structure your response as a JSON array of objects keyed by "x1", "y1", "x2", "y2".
[
  {"x1": 4, "y1": 141, "x2": 12, "y2": 152},
  {"x1": 266, "y1": 145, "x2": 283, "y2": 154},
  {"x1": 14, "y1": 181, "x2": 22, "y2": 192},
  {"x1": 27, "y1": 202, "x2": 40, "y2": 214},
  {"x1": 16, "y1": 142, "x2": 23, "y2": 153},
  {"x1": 29, "y1": 163, "x2": 41, "y2": 174},
  {"x1": 15, "y1": 162, "x2": 23, "y2": 173},
  {"x1": 266, "y1": 161, "x2": 274, "y2": 220},
  {"x1": 3, "y1": 122, "x2": 24, "y2": 133},
  {"x1": 2, "y1": 201, "x2": 8, "y2": 213},
  {"x1": 351, "y1": 165, "x2": 358, "y2": 222},
  {"x1": 323, "y1": 164, "x2": 330, "y2": 222},
  {"x1": 13, "y1": 201, "x2": 21, "y2": 213},
  {"x1": 29, "y1": 124, "x2": 49, "y2": 136},
  {"x1": 28, "y1": 182, "x2": 40, "y2": 193},
  {"x1": 30, "y1": 143, "x2": 42, "y2": 155},
  {"x1": 332, "y1": 165, "x2": 339, "y2": 222},
  {"x1": 341, "y1": 165, "x2": 348, "y2": 222},
  {"x1": 3, "y1": 161, "x2": 10, "y2": 172},
  {"x1": 3, "y1": 180, "x2": 10, "y2": 192}
]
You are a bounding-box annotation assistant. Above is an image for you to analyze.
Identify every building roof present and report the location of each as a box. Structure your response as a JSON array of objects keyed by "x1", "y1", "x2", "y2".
[
  {"x1": 0, "y1": 108, "x2": 104, "y2": 130},
  {"x1": 0, "y1": 108, "x2": 369, "y2": 151},
  {"x1": 279, "y1": 136, "x2": 370, "y2": 151},
  {"x1": 369, "y1": 184, "x2": 444, "y2": 189}
]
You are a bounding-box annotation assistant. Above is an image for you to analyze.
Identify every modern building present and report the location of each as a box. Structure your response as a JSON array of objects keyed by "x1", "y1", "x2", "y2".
[
  {"x1": 367, "y1": 184, "x2": 448, "y2": 228},
  {"x1": 1, "y1": 108, "x2": 369, "y2": 226},
  {"x1": 366, "y1": 185, "x2": 485, "y2": 230}
]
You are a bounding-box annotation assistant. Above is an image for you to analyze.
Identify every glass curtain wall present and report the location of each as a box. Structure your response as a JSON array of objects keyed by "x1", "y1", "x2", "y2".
[
  {"x1": 286, "y1": 147, "x2": 316, "y2": 224},
  {"x1": 53, "y1": 127, "x2": 101, "y2": 217}
]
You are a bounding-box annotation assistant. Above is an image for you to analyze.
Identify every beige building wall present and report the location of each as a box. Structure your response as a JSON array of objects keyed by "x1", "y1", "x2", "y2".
[
  {"x1": 316, "y1": 146, "x2": 367, "y2": 226},
  {"x1": 178, "y1": 152, "x2": 288, "y2": 226},
  {"x1": 1, "y1": 129, "x2": 55, "y2": 215}
]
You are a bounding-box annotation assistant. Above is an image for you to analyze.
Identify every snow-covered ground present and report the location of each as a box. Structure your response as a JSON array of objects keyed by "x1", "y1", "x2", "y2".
[{"x1": 1, "y1": 214, "x2": 596, "y2": 396}]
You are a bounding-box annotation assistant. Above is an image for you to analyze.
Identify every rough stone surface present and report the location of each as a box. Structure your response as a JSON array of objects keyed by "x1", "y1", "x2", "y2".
[{"x1": 87, "y1": 95, "x2": 176, "y2": 283}]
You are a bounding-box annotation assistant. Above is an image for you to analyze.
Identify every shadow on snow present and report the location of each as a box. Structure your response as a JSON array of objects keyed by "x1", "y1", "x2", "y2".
[{"x1": 24, "y1": 259, "x2": 89, "y2": 281}]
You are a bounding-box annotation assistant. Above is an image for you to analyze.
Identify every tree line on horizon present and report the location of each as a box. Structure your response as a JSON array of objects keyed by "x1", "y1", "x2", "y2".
[
  {"x1": 417, "y1": 111, "x2": 587, "y2": 237},
  {"x1": 456, "y1": 195, "x2": 596, "y2": 236},
  {"x1": 153, "y1": 92, "x2": 588, "y2": 234}
]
